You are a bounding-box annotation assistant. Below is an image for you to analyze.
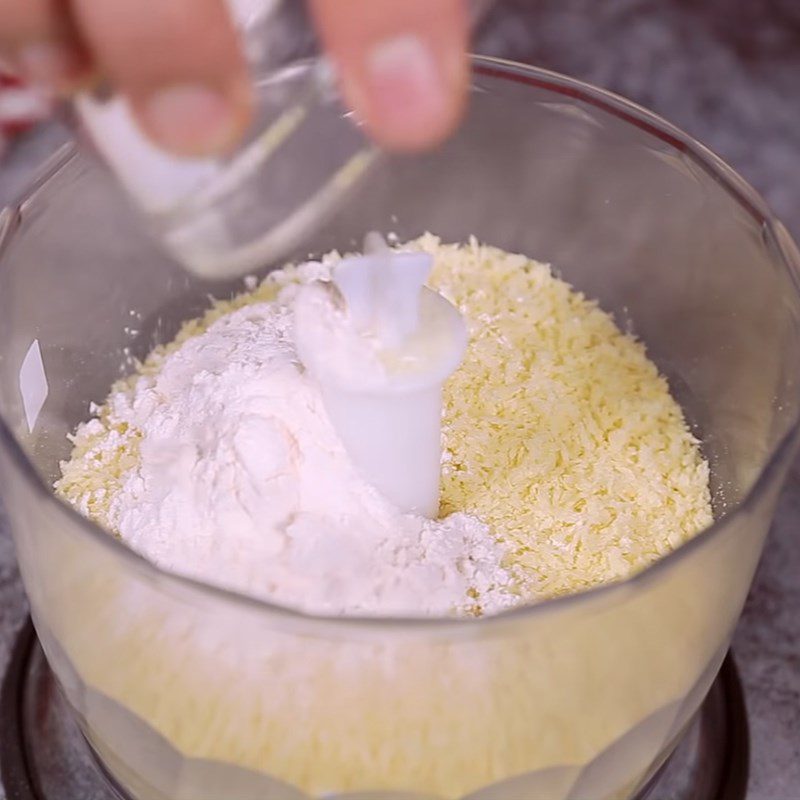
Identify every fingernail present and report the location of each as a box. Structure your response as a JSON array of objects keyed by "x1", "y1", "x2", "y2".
[
  {"x1": 17, "y1": 42, "x2": 78, "y2": 92},
  {"x1": 364, "y1": 35, "x2": 447, "y2": 141},
  {"x1": 138, "y1": 83, "x2": 245, "y2": 156}
]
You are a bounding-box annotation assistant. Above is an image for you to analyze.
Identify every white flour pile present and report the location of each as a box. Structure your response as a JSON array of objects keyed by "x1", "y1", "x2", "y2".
[
  {"x1": 57, "y1": 260, "x2": 515, "y2": 617},
  {"x1": 57, "y1": 236, "x2": 713, "y2": 618}
]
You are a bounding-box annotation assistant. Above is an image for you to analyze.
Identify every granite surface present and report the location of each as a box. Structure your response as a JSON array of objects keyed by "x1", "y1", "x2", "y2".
[{"x1": 0, "y1": 1, "x2": 799, "y2": 798}]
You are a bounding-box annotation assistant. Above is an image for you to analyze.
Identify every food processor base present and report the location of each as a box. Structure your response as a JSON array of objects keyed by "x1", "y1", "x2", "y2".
[{"x1": 0, "y1": 620, "x2": 749, "y2": 800}]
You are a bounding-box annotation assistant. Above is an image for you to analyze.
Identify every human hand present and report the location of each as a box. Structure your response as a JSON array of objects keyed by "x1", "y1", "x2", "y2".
[{"x1": 0, "y1": 0, "x2": 468, "y2": 157}]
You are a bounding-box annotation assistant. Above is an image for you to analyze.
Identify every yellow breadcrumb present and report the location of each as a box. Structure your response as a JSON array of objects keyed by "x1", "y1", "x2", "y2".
[
  {"x1": 56, "y1": 235, "x2": 711, "y2": 605},
  {"x1": 419, "y1": 235, "x2": 712, "y2": 599}
]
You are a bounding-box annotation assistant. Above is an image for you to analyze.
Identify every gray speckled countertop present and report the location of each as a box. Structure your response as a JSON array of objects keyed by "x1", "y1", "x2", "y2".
[{"x1": 1, "y1": 1, "x2": 799, "y2": 798}]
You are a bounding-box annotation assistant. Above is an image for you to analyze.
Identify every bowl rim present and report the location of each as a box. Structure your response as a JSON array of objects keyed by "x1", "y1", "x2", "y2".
[{"x1": 2, "y1": 55, "x2": 800, "y2": 636}]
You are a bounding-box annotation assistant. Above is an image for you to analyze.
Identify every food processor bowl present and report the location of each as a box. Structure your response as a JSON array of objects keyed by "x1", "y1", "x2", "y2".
[{"x1": 1, "y1": 58, "x2": 799, "y2": 800}]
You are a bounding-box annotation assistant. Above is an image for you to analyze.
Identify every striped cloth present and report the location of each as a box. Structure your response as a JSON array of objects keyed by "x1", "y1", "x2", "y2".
[{"x1": 0, "y1": 61, "x2": 50, "y2": 157}]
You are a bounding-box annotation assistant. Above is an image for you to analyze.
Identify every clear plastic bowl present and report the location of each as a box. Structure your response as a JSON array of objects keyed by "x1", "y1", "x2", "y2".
[{"x1": 1, "y1": 57, "x2": 799, "y2": 800}]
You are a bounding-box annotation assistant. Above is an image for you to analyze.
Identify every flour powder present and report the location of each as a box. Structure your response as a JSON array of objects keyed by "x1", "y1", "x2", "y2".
[{"x1": 101, "y1": 267, "x2": 515, "y2": 616}]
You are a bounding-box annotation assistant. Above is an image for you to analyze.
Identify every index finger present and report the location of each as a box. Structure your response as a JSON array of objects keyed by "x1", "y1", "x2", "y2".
[{"x1": 310, "y1": 0, "x2": 469, "y2": 152}]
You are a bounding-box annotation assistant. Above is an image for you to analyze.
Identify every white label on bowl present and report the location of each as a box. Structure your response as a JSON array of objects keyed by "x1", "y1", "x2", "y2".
[{"x1": 19, "y1": 339, "x2": 48, "y2": 433}]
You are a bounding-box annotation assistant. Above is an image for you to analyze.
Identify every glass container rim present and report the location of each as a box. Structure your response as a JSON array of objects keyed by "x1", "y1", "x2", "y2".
[{"x1": 2, "y1": 55, "x2": 799, "y2": 635}]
